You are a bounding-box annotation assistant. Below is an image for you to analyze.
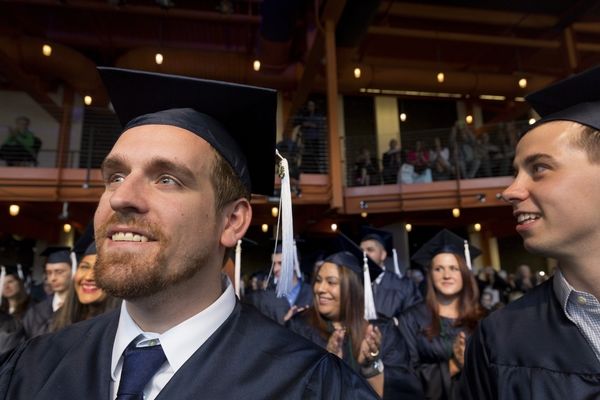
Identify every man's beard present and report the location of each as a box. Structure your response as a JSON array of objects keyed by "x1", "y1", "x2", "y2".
[{"x1": 95, "y1": 214, "x2": 207, "y2": 300}]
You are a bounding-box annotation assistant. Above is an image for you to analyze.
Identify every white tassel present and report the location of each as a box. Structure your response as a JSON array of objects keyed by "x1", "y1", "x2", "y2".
[
  {"x1": 293, "y1": 240, "x2": 302, "y2": 279},
  {"x1": 70, "y1": 251, "x2": 78, "y2": 279},
  {"x1": 392, "y1": 248, "x2": 402, "y2": 278},
  {"x1": 363, "y1": 252, "x2": 378, "y2": 321},
  {"x1": 275, "y1": 150, "x2": 295, "y2": 298},
  {"x1": 16, "y1": 264, "x2": 24, "y2": 281},
  {"x1": 464, "y1": 240, "x2": 472, "y2": 270},
  {"x1": 234, "y1": 239, "x2": 242, "y2": 298},
  {"x1": 0, "y1": 266, "x2": 5, "y2": 306}
]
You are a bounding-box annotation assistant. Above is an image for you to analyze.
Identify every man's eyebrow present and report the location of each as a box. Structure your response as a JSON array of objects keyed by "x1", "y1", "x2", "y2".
[
  {"x1": 522, "y1": 153, "x2": 555, "y2": 166},
  {"x1": 513, "y1": 153, "x2": 555, "y2": 171},
  {"x1": 145, "y1": 157, "x2": 197, "y2": 182},
  {"x1": 101, "y1": 155, "x2": 128, "y2": 175}
]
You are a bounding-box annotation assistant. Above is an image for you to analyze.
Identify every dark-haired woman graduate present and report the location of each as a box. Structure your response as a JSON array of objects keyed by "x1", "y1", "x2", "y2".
[
  {"x1": 286, "y1": 251, "x2": 422, "y2": 399},
  {"x1": 399, "y1": 230, "x2": 485, "y2": 400},
  {"x1": 50, "y1": 241, "x2": 120, "y2": 332}
]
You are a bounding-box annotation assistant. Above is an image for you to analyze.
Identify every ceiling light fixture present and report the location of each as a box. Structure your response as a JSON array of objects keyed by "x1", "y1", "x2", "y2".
[
  {"x1": 518, "y1": 78, "x2": 527, "y2": 89},
  {"x1": 9, "y1": 204, "x2": 19, "y2": 217},
  {"x1": 42, "y1": 44, "x2": 52, "y2": 57}
]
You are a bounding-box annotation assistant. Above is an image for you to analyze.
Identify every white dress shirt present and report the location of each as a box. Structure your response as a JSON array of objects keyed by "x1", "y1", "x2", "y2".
[{"x1": 110, "y1": 275, "x2": 236, "y2": 400}]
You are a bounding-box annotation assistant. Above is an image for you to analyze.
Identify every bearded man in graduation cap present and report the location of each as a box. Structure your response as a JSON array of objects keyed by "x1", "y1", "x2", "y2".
[
  {"x1": 460, "y1": 66, "x2": 600, "y2": 399},
  {"x1": 0, "y1": 69, "x2": 378, "y2": 400}
]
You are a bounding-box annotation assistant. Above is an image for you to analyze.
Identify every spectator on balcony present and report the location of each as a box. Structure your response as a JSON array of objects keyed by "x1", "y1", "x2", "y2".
[
  {"x1": 429, "y1": 137, "x2": 453, "y2": 181},
  {"x1": 450, "y1": 122, "x2": 479, "y2": 179},
  {"x1": 475, "y1": 132, "x2": 498, "y2": 177},
  {"x1": 354, "y1": 147, "x2": 380, "y2": 186},
  {"x1": 0, "y1": 116, "x2": 42, "y2": 166},
  {"x1": 298, "y1": 100, "x2": 326, "y2": 174},
  {"x1": 493, "y1": 122, "x2": 518, "y2": 176},
  {"x1": 381, "y1": 139, "x2": 403, "y2": 184},
  {"x1": 403, "y1": 140, "x2": 432, "y2": 183}
]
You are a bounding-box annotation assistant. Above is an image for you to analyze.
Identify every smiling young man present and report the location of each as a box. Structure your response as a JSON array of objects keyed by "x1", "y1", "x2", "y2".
[
  {"x1": 0, "y1": 69, "x2": 377, "y2": 399},
  {"x1": 360, "y1": 232, "x2": 422, "y2": 322},
  {"x1": 460, "y1": 66, "x2": 600, "y2": 399}
]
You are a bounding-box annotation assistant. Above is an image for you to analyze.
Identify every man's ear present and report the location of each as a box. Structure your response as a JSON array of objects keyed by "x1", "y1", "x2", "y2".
[
  {"x1": 381, "y1": 249, "x2": 387, "y2": 264},
  {"x1": 220, "y1": 198, "x2": 252, "y2": 248}
]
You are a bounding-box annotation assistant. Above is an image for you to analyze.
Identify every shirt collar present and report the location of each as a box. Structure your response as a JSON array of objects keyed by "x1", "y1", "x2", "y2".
[
  {"x1": 111, "y1": 275, "x2": 236, "y2": 380},
  {"x1": 554, "y1": 268, "x2": 583, "y2": 313}
]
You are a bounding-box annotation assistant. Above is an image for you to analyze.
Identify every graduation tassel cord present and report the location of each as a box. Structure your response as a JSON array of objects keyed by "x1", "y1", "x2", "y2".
[
  {"x1": 234, "y1": 239, "x2": 242, "y2": 298},
  {"x1": 392, "y1": 248, "x2": 402, "y2": 278},
  {"x1": 16, "y1": 264, "x2": 24, "y2": 281},
  {"x1": 70, "y1": 251, "x2": 78, "y2": 278},
  {"x1": 275, "y1": 150, "x2": 295, "y2": 298},
  {"x1": 293, "y1": 240, "x2": 302, "y2": 279},
  {"x1": 362, "y1": 252, "x2": 378, "y2": 321},
  {"x1": 463, "y1": 240, "x2": 472, "y2": 270}
]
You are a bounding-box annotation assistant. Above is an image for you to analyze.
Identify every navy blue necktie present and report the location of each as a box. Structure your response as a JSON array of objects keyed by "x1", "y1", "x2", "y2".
[{"x1": 116, "y1": 340, "x2": 167, "y2": 400}]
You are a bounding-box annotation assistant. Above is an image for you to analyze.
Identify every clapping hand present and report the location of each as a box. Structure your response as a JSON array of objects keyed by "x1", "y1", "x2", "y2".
[
  {"x1": 326, "y1": 327, "x2": 346, "y2": 359},
  {"x1": 358, "y1": 324, "x2": 382, "y2": 366}
]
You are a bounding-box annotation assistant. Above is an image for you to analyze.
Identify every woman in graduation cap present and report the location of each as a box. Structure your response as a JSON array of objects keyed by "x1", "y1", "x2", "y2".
[
  {"x1": 0, "y1": 267, "x2": 31, "y2": 320},
  {"x1": 51, "y1": 242, "x2": 119, "y2": 332},
  {"x1": 287, "y1": 251, "x2": 422, "y2": 399},
  {"x1": 399, "y1": 229, "x2": 485, "y2": 400}
]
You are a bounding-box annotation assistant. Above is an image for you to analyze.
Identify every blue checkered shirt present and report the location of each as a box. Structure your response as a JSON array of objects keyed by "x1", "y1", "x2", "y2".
[{"x1": 553, "y1": 270, "x2": 600, "y2": 362}]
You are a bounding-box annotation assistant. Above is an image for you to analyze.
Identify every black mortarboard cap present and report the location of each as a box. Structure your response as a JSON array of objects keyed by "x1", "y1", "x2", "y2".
[
  {"x1": 324, "y1": 251, "x2": 362, "y2": 277},
  {"x1": 525, "y1": 65, "x2": 600, "y2": 134},
  {"x1": 98, "y1": 67, "x2": 277, "y2": 195},
  {"x1": 336, "y1": 232, "x2": 382, "y2": 281},
  {"x1": 41, "y1": 246, "x2": 72, "y2": 264},
  {"x1": 83, "y1": 242, "x2": 97, "y2": 256},
  {"x1": 2, "y1": 265, "x2": 25, "y2": 279},
  {"x1": 411, "y1": 229, "x2": 481, "y2": 268},
  {"x1": 360, "y1": 226, "x2": 393, "y2": 255},
  {"x1": 73, "y1": 222, "x2": 95, "y2": 256}
]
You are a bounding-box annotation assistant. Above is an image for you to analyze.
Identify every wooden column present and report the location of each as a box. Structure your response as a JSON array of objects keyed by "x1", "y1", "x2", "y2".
[
  {"x1": 563, "y1": 26, "x2": 578, "y2": 73},
  {"x1": 325, "y1": 19, "x2": 343, "y2": 210}
]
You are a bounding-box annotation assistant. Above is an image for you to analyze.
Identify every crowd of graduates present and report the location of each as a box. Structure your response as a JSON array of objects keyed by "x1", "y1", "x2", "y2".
[{"x1": 0, "y1": 225, "x2": 549, "y2": 399}]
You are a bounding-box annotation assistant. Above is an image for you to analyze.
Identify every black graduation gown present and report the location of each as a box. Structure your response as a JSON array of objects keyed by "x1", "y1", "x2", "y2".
[
  {"x1": 287, "y1": 312, "x2": 423, "y2": 399},
  {"x1": 244, "y1": 281, "x2": 314, "y2": 324},
  {"x1": 0, "y1": 312, "x2": 25, "y2": 364},
  {"x1": 460, "y1": 278, "x2": 600, "y2": 400},
  {"x1": 21, "y1": 296, "x2": 53, "y2": 339},
  {"x1": 374, "y1": 272, "x2": 422, "y2": 320},
  {"x1": 0, "y1": 302, "x2": 378, "y2": 400},
  {"x1": 399, "y1": 302, "x2": 465, "y2": 400}
]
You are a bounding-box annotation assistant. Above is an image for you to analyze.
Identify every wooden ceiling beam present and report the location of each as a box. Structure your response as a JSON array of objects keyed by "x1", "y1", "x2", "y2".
[
  {"x1": 3, "y1": 0, "x2": 261, "y2": 24},
  {"x1": 368, "y1": 26, "x2": 561, "y2": 49},
  {"x1": 0, "y1": 49, "x2": 62, "y2": 122},
  {"x1": 284, "y1": 0, "x2": 347, "y2": 128},
  {"x1": 382, "y1": 2, "x2": 558, "y2": 29}
]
